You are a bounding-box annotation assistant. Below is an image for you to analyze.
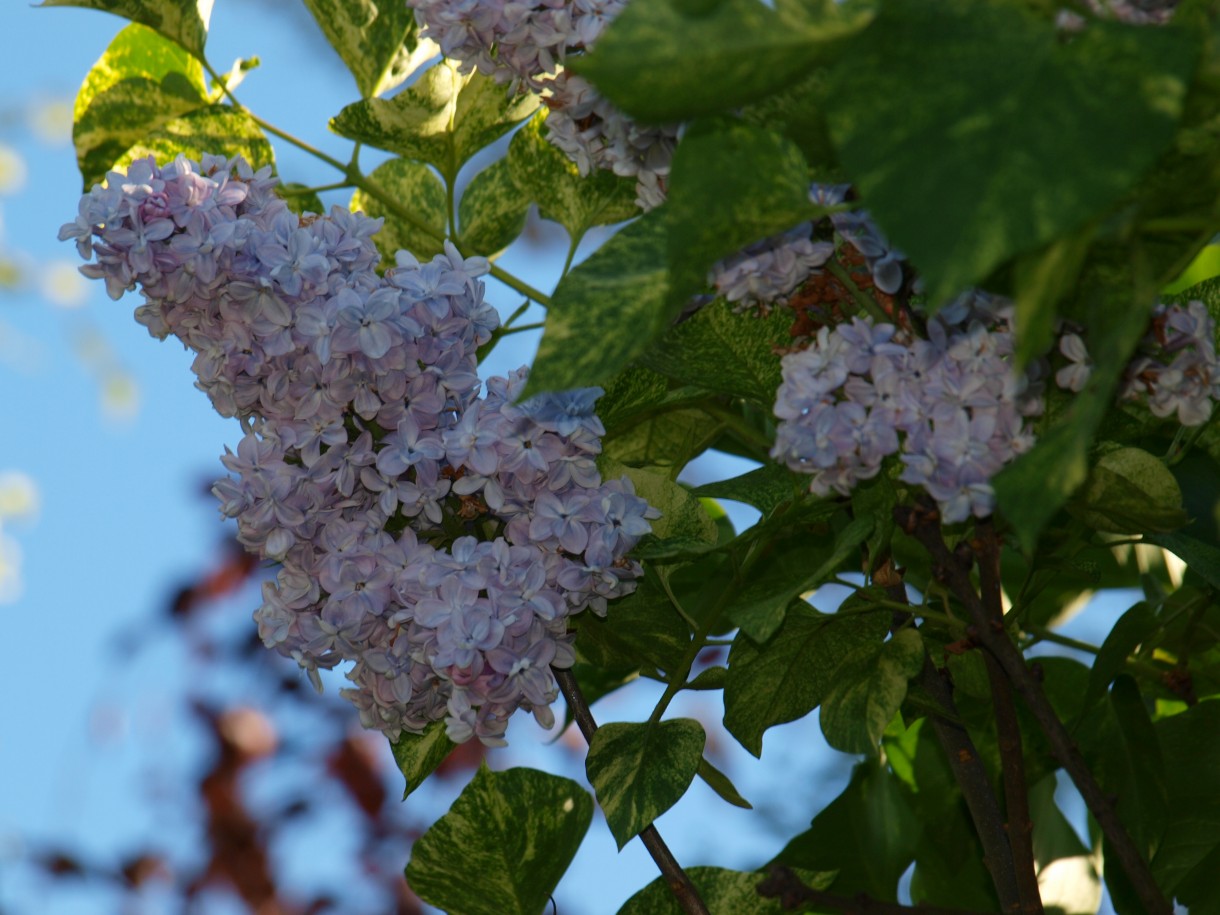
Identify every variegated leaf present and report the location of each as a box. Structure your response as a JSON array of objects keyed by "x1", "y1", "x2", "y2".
[
  {"x1": 299, "y1": 0, "x2": 431, "y2": 98},
  {"x1": 330, "y1": 61, "x2": 538, "y2": 182},
  {"x1": 457, "y1": 157, "x2": 530, "y2": 257},
  {"x1": 72, "y1": 22, "x2": 208, "y2": 189},
  {"x1": 522, "y1": 209, "x2": 668, "y2": 399},
  {"x1": 618, "y1": 866, "x2": 836, "y2": 915},
  {"x1": 406, "y1": 765, "x2": 592, "y2": 915},
  {"x1": 116, "y1": 104, "x2": 273, "y2": 174},
  {"x1": 390, "y1": 718, "x2": 455, "y2": 800},
  {"x1": 39, "y1": 0, "x2": 212, "y2": 59},
  {"x1": 507, "y1": 110, "x2": 639, "y2": 243},
  {"x1": 351, "y1": 157, "x2": 447, "y2": 261},
  {"x1": 585, "y1": 719, "x2": 705, "y2": 849},
  {"x1": 819, "y1": 628, "x2": 924, "y2": 755}
]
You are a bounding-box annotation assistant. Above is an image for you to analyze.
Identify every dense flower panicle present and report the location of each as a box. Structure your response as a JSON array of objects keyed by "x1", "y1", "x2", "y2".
[
  {"x1": 62, "y1": 154, "x2": 656, "y2": 746},
  {"x1": 772, "y1": 294, "x2": 1041, "y2": 524},
  {"x1": 408, "y1": 0, "x2": 679, "y2": 209}
]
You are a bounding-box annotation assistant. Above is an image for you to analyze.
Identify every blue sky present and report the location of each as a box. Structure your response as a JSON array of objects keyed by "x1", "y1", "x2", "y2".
[{"x1": 0, "y1": 3, "x2": 1142, "y2": 913}]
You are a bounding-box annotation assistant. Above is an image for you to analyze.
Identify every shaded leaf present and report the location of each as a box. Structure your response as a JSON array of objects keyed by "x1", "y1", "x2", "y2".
[
  {"x1": 72, "y1": 23, "x2": 208, "y2": 189},
  {"x1": 825, "y1": 0, "x2": 1196, "y2": 304},
  {"x1": 693, "y1": 464, "x2": 805, "y2": 516},
  {"x1": 696, "y1": 756, "x2": 751, "y2": 809},
  {"x1": 619, "y1": 866, "x2": 835, "y2": 915},
  {"x1": 299, "y1": 0, "x2": 426, "y2": 98},
  {"x1": 40, "y1": 0, "x2": 212, "y2": 59},
  {"x1": 575, "y1": 572, "x2": 690, "y2": 676},
  {"x1": 507, "y1": 111, "x2": 639, "y2": 243},
  {"x1": 819, "y1": 628, "x2": 923, "y2": 754},
  {"x1": 1081, "y1": 602, "x2": 1158, "y2": 716},
  {"x1": 406, "y1": 765, "x2": 592, "y2": 915},
  {"x1": 602, "y1": 407, "x2": 724, "y2": 475},
  {"x1": 350, "y1": 157, "x2": 447, "y2": 261},
  {"x1": 586, "y1": 719, "x2": 705, "y2": 848},
  {"x1": 724, "y1": 603, "x2": 889, "y2": 756},
  {"x1": 331, "y1": 61, "x2": 538, "y2": 181},
  {"x1": 524, "y1": 210, "x2": 669, "y2": 398},
  {"x1": 389, "y1": 719, "x2": 455, "y2": 800},
  {"x1": 458, "y1": 157, "x2": 530, "y2": 257}
]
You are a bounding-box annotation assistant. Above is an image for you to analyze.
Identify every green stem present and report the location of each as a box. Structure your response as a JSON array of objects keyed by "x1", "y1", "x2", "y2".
[
  {"x1": 496, "y1": 321, "x2": 545, "y2": 336},
  {"x1": 280, "y1": 181, "x2": 353, "y2": 196},
  {"x1": 825, "y1": 258, "x2": 891, "y2": 324},
  {"x1": 1022, "y1": 625, "x2": 1099, "y2": 655},
  {"x1": 561, "y1": 234, "x2": 580, "y2": 278}
]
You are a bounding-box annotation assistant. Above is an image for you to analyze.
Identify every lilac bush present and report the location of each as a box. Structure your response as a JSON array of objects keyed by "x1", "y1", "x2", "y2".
[{"x1": 60, "y1": 153, "x2": 656, "y2": 747}]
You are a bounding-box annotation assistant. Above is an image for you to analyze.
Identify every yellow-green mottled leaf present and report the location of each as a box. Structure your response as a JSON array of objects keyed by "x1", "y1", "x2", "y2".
[
  {"x1": 523, "y1": 209, "x2": 668, "y2": 399},
  {"x1": 278, "y1": 182, "x2": 325, "y2": 217},
  {"x1": 575, "y1": 570, "x2": 690, "y2": 676},
  {"x1": 72, "y1": 23, "x2": 208, "y2": 189},
  {"x1": 601, "y1": 458, "x2": 718, "y2": 561},
  {"x1": 618, "y1": 866, "x2": 836, "y2": 915},
  {"x1": 330, "y1": 61, "x2": 538, "y2": 182},
  {"x1": 351, "y1": 157, "x2": 447, "y2": 261},
  {"x1": 300, "y1": 0, "x2": 429, "y2": 98},
  {"x1": 40, "y1": 0, "x2": 212, "y2": 59},
  {"x1": 116, "y1": 105, "x2": 273, "y2": 174},
  {"x1": 724, "y1": 603, "x2": 889, "y2": 757},
  {"x1": 586, "y1": 719, "x2": 705, "y2": 849},
  {"x1": 508, "y1": 111, "x2": 639, "y2": 243},
  {"x1": 406, "y1": 765, "x2": 592, "y2": 915},
  {"x1": 819, "y1": 628, "x2": 924, "y2": 755},
  {"x1": 458, "y1": 157, "x2": 530, "y2": 257},
  {"x1": 602, "y1": 406, "x2": 723, "y2": 473},
  {"x1": 390, "y1": 719, "x2": 456, "y2": 800}
]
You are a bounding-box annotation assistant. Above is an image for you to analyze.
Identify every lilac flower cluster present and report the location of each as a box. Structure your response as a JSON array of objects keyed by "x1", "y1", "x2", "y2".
[
  {"x1": 772, "y1": 293, "x2": 1041, "y2": 523},
  {"x1": 408, "y1": 0, "x2": 679, "y2": 209},
  {"x1": 708, "y1": 183, "x2": 909, "y2": 311},
  {"x1": 61, "y1": 154, "x2": 656, "y2": 746},
  {"x1": 1056, "y1": 300, "x2": 1220, "y2": 426}
]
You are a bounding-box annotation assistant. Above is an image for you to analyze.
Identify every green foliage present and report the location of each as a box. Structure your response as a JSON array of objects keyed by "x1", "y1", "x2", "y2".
[
  {"x1": 299, "y1": 0, "x2": 425, "y2": 98},
  {"x1": 390, "y1": 719, "x2": 456, "y2": 801},
  {"x1": 350, "y1": 158, "x2": 447, "y2": 260},
  {"x1": 619, "y1": 866, "x2": 835, "y2": 914},
  {"x1": 40, "y1": 0, "x2": 211, "y2": 59},
  {"x1": 405, "y1": 765, "x2": 593, "y2": 915},
  {"x1": 116, "y1": 105, "x2": 273, "y2": 173},
  {"x1": 458, "y1": 158, "x2": 531, "y2": 257},
  {"x1": 819, "y1": 627, "x2": 923, "y2": 754},
  {"x1": 586, "y1": 719, "x2": 705, "y2": 848}
]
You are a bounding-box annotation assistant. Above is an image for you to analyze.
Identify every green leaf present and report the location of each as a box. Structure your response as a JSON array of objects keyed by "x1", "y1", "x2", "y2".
[
  {"x1": 1146, "y1": 530, "x2": 1220, "y2": 592},
  {"x1": 693, "y1": 464, "x2": 806, "y2": 516},
  {"x1": 665, "y1": 122, "x2": 817, "y2": 308},
  {"x1": 774, "y1": 758, "x2": 917, "y2": 900},
  {"x1": 825, "y1": 0, "x2": 1196, "y2": 304},
  {"x1": 723, "y1": 603, "x2": 889, "y2": 756},
  {"x1": 571, "y1": 0, "x2": 865, "y2": 123},
  {"x1": 40, "y1": 0, "x2": 212, "y2": 59},
  {"x1": 115, "y1": 104, "x2": 274, "y2": 173},
  {"x1": 1081, "y1": 602, "x2": 1158, "y2": 716},
  {"x1": 331, "y1": 61, "x2": 538, "y2": 182},
  {"x1": 524, "y1": 210, "x2": 669, "y2": 398},
  {"x1": 458, "y1": 157, "x2": 530, "y2": 257},
  {"x1": 575, "y1": 572, "x2": 690, "y2": 676},
  {"x1": 278, "y1": 183, "x2": 325, "y2": 217},
  {"x1": 640, "y1": 299, "x2": 791, "y2": 407},
  {"x1": 507, "y1": 111, "x2": 639, "y2": 242},
  {"x1": 619, "y1": 866, "x2": 835, "y2": 915},
  {"x1": 602, "y1": 407, "x2": 724, "y2": 475},
  {"x1": 1068, "y1": 444, "x2": 1188, "y2": 535},
  {"x1": 299, "y1": 0, "x2": 425, "y2": 98},
  {"x1": 606, "y1": 462, "x2": 718, "y2": 560},
  {"x1": 72, "y1": 22, "x2": 208, "y2": 189},
  {"x1": 350, "y1": 157, "x2": 447, "y2": 261},
  {"x1": 406, "y1": 765, "x2": 592, "y2": 915},
  {"x1": 389, "y1": 719, "x2": 456, "y2": 800},
  {"x1": 696, "y1": 756, "x2": 752, "y2": 810},
  {"x1": 729, "y1": 515, "x2": 873, "y2": 642},
  {"x1": 1012, "y1": 229, "x2": 1093, "y2": 368},
  {"x1": 586, "y1": 719, "x2": 705, "y2": 848},
  {"x1": 1028, "y1": 775, "x2": 1102, "y2": 915},
  {"x1": 819, "y1": 628, "x2": 923, "y2": 755}
]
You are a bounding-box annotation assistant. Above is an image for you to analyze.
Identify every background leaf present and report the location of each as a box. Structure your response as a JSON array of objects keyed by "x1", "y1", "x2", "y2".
[
  {"x1": 618, "y1": 866, "x2": 835, "y2": 915},
  {"x1": 72, "y1": 22, "x2": 208, "y2": 189},
  {"x1": 299, "y1": 0, "x2": 426, "y2": 98},
  {"x1": 389, "y1": 719, "x2": 455, "y2": 800},
  {"x1": 818, "y1": 628, "x2": 923, "y2": 754},
  {"x1": 586, "y1": 719, "x2": 705, "y2": 849},
  {"x1": 405, "y1": 765, "x2": 592, "y2": 915},
  {"x1": 350, "y1": 157, "x2": 447, "y2": 260},
  {"x1": 458, "y1": 157, "x2": 531, "y2": 257}
]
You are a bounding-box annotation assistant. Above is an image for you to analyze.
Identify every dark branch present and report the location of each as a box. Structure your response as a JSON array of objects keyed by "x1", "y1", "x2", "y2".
[
  {"x1": 757, "y1": 864, "x2": 996, "y2": 915},
  {"x1": 880, "y1": 569, "x2": 1022, "y2": 913},
  {"x1": 552, "y1": 667, "x2": 711, "y2": 915},
  {"x1": 897, "y1": 504, "x2": 1172, "y2": 915}
]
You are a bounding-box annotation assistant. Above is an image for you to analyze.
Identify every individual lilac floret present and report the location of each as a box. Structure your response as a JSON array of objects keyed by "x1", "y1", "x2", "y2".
[
  {"x1": 63, "y1": 153, "x2": 657, "y2": 747},
  {"x1": 772, "y1": 308, "x2": 1041, "y2": 523}
]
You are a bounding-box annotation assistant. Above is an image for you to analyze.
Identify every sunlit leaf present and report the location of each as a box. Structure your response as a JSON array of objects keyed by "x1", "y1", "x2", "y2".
[
  {"x1": 40, "y1": 0, "x2": 212, "y2": 59},
  {"x1": 299, "y1": 0, "x2": 427, "y2": 97},
  {"x1": 116, "y1": 104, "x2": 273, "y2": 173},
  {"x1": 457, "y1": 157, "x2": 530, "y2": 257},
  {"x1": 350, "y1": 157, "x2": 447, "y2": 261}
]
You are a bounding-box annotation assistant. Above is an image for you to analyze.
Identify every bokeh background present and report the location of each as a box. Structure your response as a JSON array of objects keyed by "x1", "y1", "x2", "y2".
[{"x1": 0, "y1": 3, "x2": 1145, "y2": 913}]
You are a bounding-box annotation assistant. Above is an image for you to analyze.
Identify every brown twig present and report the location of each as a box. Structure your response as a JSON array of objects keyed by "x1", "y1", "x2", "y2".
[
  {"x1": 974, "y1": 519, "x2": 1043, "y2": 914},
  {"x1": 880, "y1": 571, "x2": 1022, "y2": 913},
  {"x1": 552, "y1": 667, "x2": 711, "y2": 915},
  {"x1": 896, "y1": 504, "x2": 1172, "y2": 915},
  {"x1": 757, "y1": 864, "x2": 995, "y2": 915}
]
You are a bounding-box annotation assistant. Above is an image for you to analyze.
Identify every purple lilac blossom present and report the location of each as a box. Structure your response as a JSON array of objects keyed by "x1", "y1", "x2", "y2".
[{"x1": 62, "y1": 153, "x2": 657, "y2": 747}]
